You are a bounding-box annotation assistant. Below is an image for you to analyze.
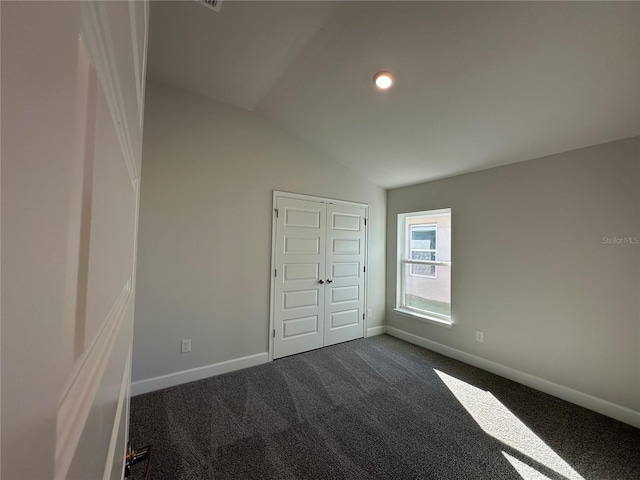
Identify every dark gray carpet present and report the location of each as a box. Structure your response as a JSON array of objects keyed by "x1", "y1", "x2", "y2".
[{"x1": 129, "y1": 335, "x2": 640, "y2": 479}]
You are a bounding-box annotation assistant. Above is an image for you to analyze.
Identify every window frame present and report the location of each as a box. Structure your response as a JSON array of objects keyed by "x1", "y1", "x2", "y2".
[{"x1": 396, "y1": 209, "x2": 452, "y2": 328}]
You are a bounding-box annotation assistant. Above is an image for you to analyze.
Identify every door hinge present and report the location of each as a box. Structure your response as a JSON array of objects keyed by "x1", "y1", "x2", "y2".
[
  {"x1": 274, "y1": 269, "x2": 277, "y2": 277},
  {"x1": 364, "y1": 218, "x2": 367, "y2": 226},
  {"x1": 363, "y1": 313, "x2": 365, "y2": 320},
  {"x1": 274, "y1": 208, "x2": 279, "y2": 218},
  {"x1": 363, "y1": 266, "x2": 366, "y2": 273},
  {"x1": 273, "y1": 329, "x2": 276, "y2": 338}
]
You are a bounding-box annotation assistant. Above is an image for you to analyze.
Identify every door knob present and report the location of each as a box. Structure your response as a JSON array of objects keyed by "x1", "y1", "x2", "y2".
[
  {"x1": 326, "y1": 279, "x2": 333, "y2": 284},
  {"x1": 317, "y1": 279, "x2": 324, "y2": 284}
]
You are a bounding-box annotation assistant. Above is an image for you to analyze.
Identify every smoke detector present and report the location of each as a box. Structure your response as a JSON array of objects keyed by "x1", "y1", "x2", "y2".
[{"x1": 194, "y1": 0, "x2": 223, "y2": 13}]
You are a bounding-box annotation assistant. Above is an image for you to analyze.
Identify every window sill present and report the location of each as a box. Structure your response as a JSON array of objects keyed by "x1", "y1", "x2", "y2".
[{"x1": 393, "y1": 308, "x2": 453, "y2": 329}]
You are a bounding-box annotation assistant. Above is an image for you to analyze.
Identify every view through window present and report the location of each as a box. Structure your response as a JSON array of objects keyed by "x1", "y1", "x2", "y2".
[{"x1": 397, "y1": 209, "x2": 451, "y2": 322}]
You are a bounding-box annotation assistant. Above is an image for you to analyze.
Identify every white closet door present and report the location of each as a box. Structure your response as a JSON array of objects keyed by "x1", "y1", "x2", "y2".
[
  {"x1": 324, "y1": 204, "x2": 366, "y2": 346},
  {"x1": 273, "y1": 197, "x2": 326, "y2": 359}
]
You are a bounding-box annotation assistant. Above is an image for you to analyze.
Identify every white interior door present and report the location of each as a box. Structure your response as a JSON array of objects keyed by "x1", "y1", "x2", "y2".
[
  {"x1": 273, "y1": 197, "x2": 326, "y2": 359},
  {"x1": 272, "y1": 194, "x2": 367, "y2": 360},
  {"x1": 1, "y1": 1, "x2": 148, "y2": 479},
  {"x1": 324, "y1": 204, "x2": 366, "y2": 346}
]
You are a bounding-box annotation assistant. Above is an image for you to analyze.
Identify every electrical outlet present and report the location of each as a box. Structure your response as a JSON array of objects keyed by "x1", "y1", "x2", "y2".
[
  {"x1": 181, "y1": 339, "x2": 191, "y2": 353},
  {"x1": 367, "y1": 309, "x2": 372, "y2": 318},
  {"x1": 476, "y1": 331, "x2": 484, "y2": 343}
]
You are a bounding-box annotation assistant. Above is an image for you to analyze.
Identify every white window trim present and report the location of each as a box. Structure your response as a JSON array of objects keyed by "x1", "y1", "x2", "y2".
[
  {"x1": 393, "y1": 307, "x2": 453, "y2": 328},
  {"x1": 397, "y1": 209, "x2": 452, "y2": 326}
]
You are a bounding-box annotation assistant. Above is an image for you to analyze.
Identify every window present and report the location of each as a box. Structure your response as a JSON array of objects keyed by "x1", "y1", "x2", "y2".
[
  {"x1": 396, "y1": 209, "x2": 452, "y2": 327},
  {"x1": 409, "y1": 224, "x2": 437, "y2": 278}
]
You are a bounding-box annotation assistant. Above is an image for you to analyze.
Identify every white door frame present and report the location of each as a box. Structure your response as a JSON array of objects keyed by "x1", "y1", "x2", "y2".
[{"x1": 268, "y1": 191, "x2": 369, "y2": 361}]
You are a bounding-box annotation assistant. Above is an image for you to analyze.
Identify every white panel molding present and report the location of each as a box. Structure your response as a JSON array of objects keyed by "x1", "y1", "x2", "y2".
[
  {"x1": 131, "y1": 352, "x2": 269, "y2": 396},
  {"x1": 140, "y1": 0, "x2": 149, "y2": 131},
  {"x1": 56, "y1": 281, "x2": 132, "y2": 479},
  {"x1": 366, "y1": 325, "x2": 386, "y2": 337},
  {"x1": 386, "y1": 326, "x2": 640, "y2": 428},
  {"x1": 80, "y1": 1, "x2": 139, "y2": 187},
  {"x1": 128, "y1": 1, "x2": 144, "y2": 125},
  {"x1": 102, "y1": 347, "x2": 131, "y2": 480}
]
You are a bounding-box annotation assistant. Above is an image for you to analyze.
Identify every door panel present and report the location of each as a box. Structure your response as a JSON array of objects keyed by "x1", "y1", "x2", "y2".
[
  {"x1": 283, "y1": 316, "x2": 320, "y2": 338},
  {"x1": 84, "y1": 83, "x2": 138, "y2": 347},
  {"x1": 284, "y1": 263, "x2": 319, "y2": 281},
  {"x1": 2, "y1": 3, "x2": 84, "y2": 477},
  {"x1": 285, "y1": 207, "x2": 321, "y2": 228},
  {"x1": 324, "y1": 204, "x2": 366, "y2": 346},
  {"x1": 332, "y1": 238, "x2": 361, "y2": 254},
  {"x1": 285, "y1": 236, "x2": 321, "y2": 254},
  {"x1": 330, "y1": 309, "x2": 360, "y2": 328},
  {"x1": 66, "y1": 301, "x2": 133, "y2": 479},
  {"x1": 331, "y1": 285, "x2": 360, "y2": 303},
  {"x1": 331, "y1": 212, "x2": 362, "y2": 231},
  {"x1": 283, "y1": 289, "x2": 319, "y2": 310},
  {"x1": 332, "y1": 262, "x2": 360, "y2": 278},
  {"x1": 0, "y1": 1, "x2": 147, "y2": 478},
  {"x1": 273, "y1": 198, "x2": 326, "y2": 358}
]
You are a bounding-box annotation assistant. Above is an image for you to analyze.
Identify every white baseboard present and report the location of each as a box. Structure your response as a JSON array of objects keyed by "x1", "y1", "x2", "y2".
[
  {"x1": 386, "y1": 326, "x2": 640, "y2": 428},
  {"x1": 366, "y1": 325, "x2": 387, "y2": 337},
  {"x1": 131, "y1": 352, "x2": 269, "y2": 396}
]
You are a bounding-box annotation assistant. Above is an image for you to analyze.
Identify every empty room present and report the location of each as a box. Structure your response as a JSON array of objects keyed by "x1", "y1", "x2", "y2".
[{"x1": 2, "y1": 1, "x2": 639, "y2": 479}]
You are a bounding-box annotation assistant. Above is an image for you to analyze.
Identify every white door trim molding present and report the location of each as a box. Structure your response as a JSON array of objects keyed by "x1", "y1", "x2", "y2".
[{"x1": 269, "y1": 191, "x2": 369, "y2": 361}]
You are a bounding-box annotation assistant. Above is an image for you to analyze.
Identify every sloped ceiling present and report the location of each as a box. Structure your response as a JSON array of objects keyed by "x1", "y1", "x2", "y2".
[{"x1": 147, "y1": 1, "x2": 639, "y2": 189}]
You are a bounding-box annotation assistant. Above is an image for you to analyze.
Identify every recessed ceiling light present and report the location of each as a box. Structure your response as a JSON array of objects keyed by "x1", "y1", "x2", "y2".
[{"x1": 373, "y1": 71, "x2": 395, "y2": 90}]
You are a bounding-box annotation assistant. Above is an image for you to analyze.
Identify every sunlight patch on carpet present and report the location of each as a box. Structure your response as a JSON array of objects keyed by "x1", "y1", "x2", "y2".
[
  {"x1": 502, "y1": 451, "x2": 554, "y2": 480},
  {"x1": 434, "y1": 369, "x2": 584, "y2": 480}
]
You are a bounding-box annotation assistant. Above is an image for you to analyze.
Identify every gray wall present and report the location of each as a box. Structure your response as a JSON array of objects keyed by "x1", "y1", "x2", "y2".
[
  {"x1": 387, "y1": 137, "x2": 640, "y2": 411},
  {"x1": 132, "y1": 82, "x2": 386, "y2": 382}
]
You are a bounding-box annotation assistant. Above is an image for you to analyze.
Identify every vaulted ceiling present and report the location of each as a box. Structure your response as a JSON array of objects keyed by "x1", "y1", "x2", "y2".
[{"x1": 147, "y1": 1, "x2": 639, "y2": 189}]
